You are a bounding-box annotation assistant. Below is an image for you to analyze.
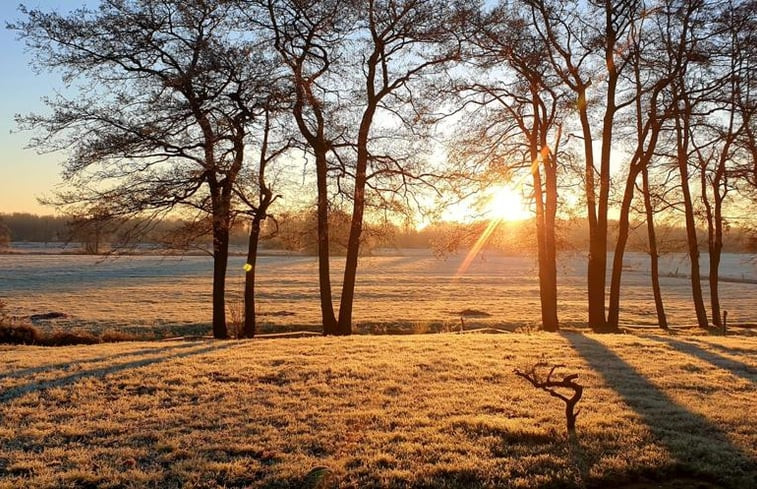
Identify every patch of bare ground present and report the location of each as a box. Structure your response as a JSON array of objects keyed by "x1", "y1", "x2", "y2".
[{"x1": 0, "y1": 333, "x2": 754, "y2": 488}]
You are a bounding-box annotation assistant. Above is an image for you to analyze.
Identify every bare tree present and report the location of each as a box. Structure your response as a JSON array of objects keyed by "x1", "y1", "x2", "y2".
[
  {"x1": 459, "y1": 2, "x2": 567, "y2": 332},
  {"x1": 235, "y1": 105, "x2": 291, "y2": 338},
  {"x1": 640, "y1": 162, "x2": 670, "y2": 330},
  {"x1": 259, "y1": 0, "x2": 350, "y2": 334},
  {"x1": 524, "y1": 0, "x2": 641, "y2": 333},
  {"x1": 13, "y1": 0, "x2": 279, "y2": 338},
  {"x1": 260, "y1": 0, "x2": 465, "y2": 335},
  {"x1": 606, "y1": 1, "x2": 685, "y2": 330},
  {"x1": 664, "y1": 0, "x2": 728, "y2": 330},
  {"x1": 335, "y1": 0, "x2": 466, "y2": 334},
  {"x1": 690, "y1": 0, "x2": 757, "y2": 329}
]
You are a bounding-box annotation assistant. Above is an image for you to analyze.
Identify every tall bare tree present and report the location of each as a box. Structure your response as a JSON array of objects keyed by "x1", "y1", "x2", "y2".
[
  {"x1": 524, "y1": 0, "x2": 640, "y2": 332},
  {"x1": 260, "y1": 0, "x2": 464, "y2": 335},
  {"x1": 459, "y1": 2, "x2": 566, "y2": 332},
  {"x1": 235, "y1": 104, "x2": 292, "y2": 338},
  {"x1": 258, "y1": 0, "x2": 351, "y2": 334},
  {"x1": 605, "y1": 1, "x2": 686, "y2": 329},
  {"x1": 686, "y1": 0, "x2": 755, "y2": 329},
  {"x1": 335, "y1": 0, "x2": 466, "y2": 334},
  {"x1": 14, "y1": 0, "x2": 279, "y2": 338},
  {"x1": 665, "y1": 0, "x2": 727, "y2": 330}
]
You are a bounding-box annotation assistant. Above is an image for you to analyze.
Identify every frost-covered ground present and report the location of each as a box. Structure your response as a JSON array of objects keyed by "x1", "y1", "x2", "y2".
[
  {"x1": 0, "y1": 251, "x2": 755, "y2": 336},
  {"x1": 0, "y1": 333, "x2": 755, "y2": 488}
]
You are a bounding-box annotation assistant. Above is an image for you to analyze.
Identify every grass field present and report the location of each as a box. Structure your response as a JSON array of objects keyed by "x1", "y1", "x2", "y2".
[
  {"x1": 0, "y1": 332, "x2": 755, "y2": 488},
  {"x1": 1, "y1": 252, "x2": 756, "y2": 337}
]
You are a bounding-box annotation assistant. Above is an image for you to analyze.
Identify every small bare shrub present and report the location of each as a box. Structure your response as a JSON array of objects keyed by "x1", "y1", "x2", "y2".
[
  {"x1": 514, "y1": 362, "x2": 584, "y2": 435},
  {"x1": 0, "y1": 300, "x2": 41, "y2": 345}
]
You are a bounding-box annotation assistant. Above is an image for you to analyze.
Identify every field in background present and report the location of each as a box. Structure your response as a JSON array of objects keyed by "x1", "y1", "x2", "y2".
[
  {"x1": 1, "y1": 251, "x2": 756, "y2": 337},
  {"x1": 0, "y1": 333, "x2": 754, "y2": 488}
]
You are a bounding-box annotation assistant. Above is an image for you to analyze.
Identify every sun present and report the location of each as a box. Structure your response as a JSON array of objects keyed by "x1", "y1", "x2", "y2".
[{"x1": 485, "y1": 185, "x2": 532, "y2": 221}]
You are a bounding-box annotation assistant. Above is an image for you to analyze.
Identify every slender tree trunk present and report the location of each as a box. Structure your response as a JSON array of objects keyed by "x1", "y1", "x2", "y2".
[
  {"x1": 211, "y1": 214, "x2": 230, "y2": 339},
  {"x1": 708, "y1": 191, "x2": 723, "y2": 328},
  {"x1": 242, "y1": 216, "x2": 264, "y2": 338},
  {"x1": 675, "y1": 114, "x2": 709, "y2": 329},
  {"x1": 532, "y1": 146, "x2": 554, "y2": 332},
  {"x1": 337, "y1": 168, "x2": 366, "y2": 336},
  {"x1": 543, "y1": 163, "x2": 559, "y2": 332},
  {"x1": 607, "y1": 167, "x2": 641, "y2": 328},
  {"x1": 595, "y1": 33, "x2": 619, "y2": 333},
  {"x1": 338, "y1": 97, "x2": 376, "y2": 336},
  {"x1": 315, "y1": 150, "x2": 338, "y2": 334},
  {"x1": 708, "y1": 237, "x2": 722, "y2": 328},
  {"x1": 641, "y1": 166, "x2": 669, "y2": 330},
  {"x1": 576, "y1": 89, "x2": 605, "y2": 332},
  {"x1": 536, "y1": 167, "x2": 560, "y2": 332}
]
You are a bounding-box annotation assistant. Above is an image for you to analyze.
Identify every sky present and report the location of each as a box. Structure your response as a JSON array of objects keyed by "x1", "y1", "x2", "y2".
[
  {"x1": 0, "y1": 1, "x2": 95, "y2": 215},
  {"x1": 0, "y1": 1, "x2": 604, "y2": 222}
]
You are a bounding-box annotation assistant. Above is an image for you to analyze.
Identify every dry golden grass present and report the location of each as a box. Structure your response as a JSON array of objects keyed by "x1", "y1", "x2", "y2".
[{"x1": 0, "y1": 333, "x2": 754, "y2": 488}]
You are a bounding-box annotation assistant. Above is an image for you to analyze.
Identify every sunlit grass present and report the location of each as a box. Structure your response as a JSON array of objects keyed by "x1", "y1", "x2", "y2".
[
  {"x1": 3, "y1": 254, "x2": 756, "y2": 338},
  {"x1": 0, "y1": 333, "x2": 754, "y2": 488}
]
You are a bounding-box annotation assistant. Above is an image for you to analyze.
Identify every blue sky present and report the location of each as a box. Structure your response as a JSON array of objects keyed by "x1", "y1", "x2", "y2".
[{"x1": 0, "y1": 1, "x2": 93, "y2": 214}]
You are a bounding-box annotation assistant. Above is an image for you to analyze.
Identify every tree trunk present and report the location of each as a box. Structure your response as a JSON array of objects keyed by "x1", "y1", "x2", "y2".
[
  {"x1": 315, "y1": 150, "x2": 338, "y2": 335},
  {"x1": 533, "y1": 150, "x2": 553, "y2": 332},
  {"x1": 534, "y1": 130, "x2": 559, "y2": 332},
  {"x1": 676, "y1": 115, "x2": 709, "y2": 329},
  {"x1": 542, "y1": 161, "x2": 559, "y2": 332},
  {"x1": 242, "y1": 216, "x2": 263, "y2": 338},
  {"x1": 337, "y1": 96, "x2": 376, "y2": 336},
  {"x1": 211, "y1": 215, "x2": 230, "y2": 339},
  {"x1": 576, "y1": 90, "x2": 606, "y2": 332},
  {"x1": 708, "y1": 190, "x2": 723, "y2": 328},
  {"x1": 337, "y1": 170, "x2": 365, "y2": 336},
  {"x1": 642, "y1": 166, "x2": 669, "y2": 330},
  {"x1": 594, "y1": 34, "x2": 619, "y2": 334},
  {"x1": 607, "y1": 166, "x2": 641, "y2": 329}
]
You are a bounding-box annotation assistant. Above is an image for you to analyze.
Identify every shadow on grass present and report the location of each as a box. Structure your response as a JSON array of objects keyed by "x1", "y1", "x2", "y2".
[
  {"x1": 564, "y1": 333, "x2": 756, "y2": 488},
  {"x1": 645, "y1": 336, "x2": 756, "y2": 384},
  {"x1": 0, "y1": 341, "x2": 239, "y2": 404},
  {"x1": 688, "y1": 339, "x2": 757, "y2": 357},
  {"x1": 0, "y1": 341, "x2": 206, "y2": 381}
]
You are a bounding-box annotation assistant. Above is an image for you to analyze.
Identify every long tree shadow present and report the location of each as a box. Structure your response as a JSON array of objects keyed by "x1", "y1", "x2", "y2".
[
  {"x1": 645, "y1": 336, "x2": 756, "y2": 384},
  {"x1": 0, "y1": 341, "x2": 240, "y2": 404},
  {"x1": 681, "y1": 337, "x2": 757, "y2": 359},
  {"x1": 564, "y1": 333, "x2": 756, "y2": 487},
  {"x1": 0, "y1": 341, "x2": 206, "y2": 381}
]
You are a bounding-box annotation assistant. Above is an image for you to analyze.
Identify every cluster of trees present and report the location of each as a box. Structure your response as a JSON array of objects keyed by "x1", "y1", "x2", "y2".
[{"x1": 13, "y1": 0, "x2": 755, "y2": 338}]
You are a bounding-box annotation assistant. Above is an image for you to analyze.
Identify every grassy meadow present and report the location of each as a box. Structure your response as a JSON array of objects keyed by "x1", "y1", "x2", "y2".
[
  {"x1": 1, "y1": 252, "x2": 756, "y2": 338},
  {"x1": 0, "y1": 333, "x2": 755, "y2": 488}
]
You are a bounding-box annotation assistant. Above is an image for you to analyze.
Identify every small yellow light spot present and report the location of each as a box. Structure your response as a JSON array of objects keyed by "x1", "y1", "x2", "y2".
[{"x1": 243, "y1": 263, "x2": 252, "y2": 272}]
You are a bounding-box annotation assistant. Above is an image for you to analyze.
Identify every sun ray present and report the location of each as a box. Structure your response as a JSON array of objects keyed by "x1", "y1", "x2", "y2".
[{"x1": 455, "y1": 217, "x2": 502, "y2": 276}]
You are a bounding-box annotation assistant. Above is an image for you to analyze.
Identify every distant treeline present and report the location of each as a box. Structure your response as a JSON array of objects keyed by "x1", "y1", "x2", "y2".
[
  {"x1": 0, "y1": 212, "x2": 250, "y2": 250},
  {"x1": 391, "y1": 219, "x2": 757, "y2": 255},
  {"x1": 0, "y1": 213, "x2": 69, "y2": 243},
  {"x1": 2, "y1": 211, "x2": 755, "y2": 254}
]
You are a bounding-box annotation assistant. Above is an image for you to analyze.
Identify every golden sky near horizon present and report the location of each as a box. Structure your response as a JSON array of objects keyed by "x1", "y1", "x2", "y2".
[{"x1": 1, "y1": 1, "x2": 78, "y2": 215}]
